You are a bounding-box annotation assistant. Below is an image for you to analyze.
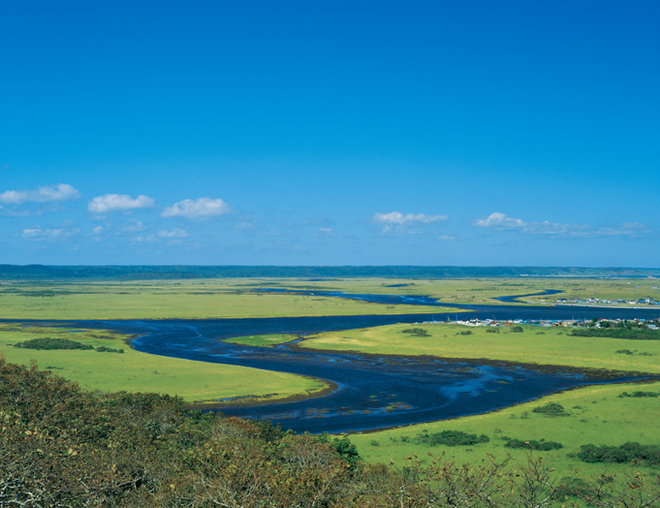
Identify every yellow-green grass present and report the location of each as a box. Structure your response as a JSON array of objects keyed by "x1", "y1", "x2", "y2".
[
  {"x1": 216, "y1": 276, "x2": 660, "y2": 306},
  {"x1": 225, "y1": 334, "x2": 299, "y2": 347},
  {"x1": 0, "y1": 279, "x2": 455, "y2": 320},
  {"x1": 300, "y1": 324, "x2": 660, "y2": 374},
  {"x1": 305, "y1": 322, "x2": 660, "y2": 494},
  {"x1": 349, "y1": 381, "x2": 660, "y2": 479},
  {"x1": 520, "y1": 277, "x2": 660, "y2": 305},
  {"x1": 0, "y1": 323, "x2": 327, "y2": 404},
  {"x1": 1, "y1": 277, "x2": 656, "y2": 320}
]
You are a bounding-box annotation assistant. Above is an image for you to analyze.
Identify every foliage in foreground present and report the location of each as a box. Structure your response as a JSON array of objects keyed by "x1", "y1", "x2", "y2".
[{"x1": 1, "y1": 357, "x2": 659, "y2": 508}]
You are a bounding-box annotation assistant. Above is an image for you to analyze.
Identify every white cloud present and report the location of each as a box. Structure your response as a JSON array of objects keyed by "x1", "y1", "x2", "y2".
[
  {"x1": 0, "y1": 183, "x2": 80, "y2": 204},
  {"x1": 158, "y1": 228, "x2": 190, "y2": 238},
  {"x1": 22, "y1": 227, "x2": 80, "y2": 240},
  {"x1": 122, "y1": 219, "x2": 147, "y2": 232},
  {"x1": 474, "y1": 212, "x2": 650, "y2": 238},
  {"x1": 373, "y1": 211, "x2": 448, "y2": 235},
  {"x1": 0, "y1": 207, "x2": 43, "y2": 217},
  {"x1": 373, "y1": 212, "x2": 448, "y2": 225},
  {"x1": 162, "y1": 198, "x2": 231, "y2": 219},
  {"x1": 587, "y1": 222, "x2": 653, "y2": 238},
  {"x1": 474, "y1": 212, "x2": 588, "y2": 235},
  {"x1": 92, "y1": 226, "x2": 104, "y2": 235},
  {"x1": 314, "y1": 227, "x2": 336, "y2": 237},
  {"x1": 88, "y1": 194, "x2": 155, "y2": 214},
  {"x1": 135, "y1": 234, "x2": 157, "y2": 243},
  {"x1": 474, "y1": 212, "x2": 527, "y2": 229},
  {"x1": 438, "y1": 235, "x2": 456, "y2": 241}
]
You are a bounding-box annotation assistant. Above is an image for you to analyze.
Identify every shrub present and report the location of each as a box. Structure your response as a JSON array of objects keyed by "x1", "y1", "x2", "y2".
[
  {"x1": 532, "y1": 402, "x2": 569, "y2": 417},
  {"x1": 571, "y1": 327, "x2": 660, "y2": 340},
  {"x1": 401, "y1": 328, "x2": 430, "y2": 337},
  {"x1": 511, "y1": 326, "x2": 524, "y2": 333},
  {"x1": 619, "y1": 391, "x2": 660, "y2": 398},
  {"x1": 13, "y1": 337, "x2": 94, "y2": 350},
  {"x1": 577, "y1": 442, "x2": 660, "y2": 465},
  {"x1": 95, "y1": 346, "x2": 124, "y2": 353},
  {"x1": 416, "y1": 430, "x2": 489, "y2": 447},
  {"x1": 503, "y1": 438, "x2": 563, "y2": 451}
]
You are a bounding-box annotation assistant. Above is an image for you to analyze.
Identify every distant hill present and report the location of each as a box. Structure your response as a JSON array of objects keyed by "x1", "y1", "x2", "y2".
[{"x1": 0, "y1": 265, "x2": 658, "y2": 280}]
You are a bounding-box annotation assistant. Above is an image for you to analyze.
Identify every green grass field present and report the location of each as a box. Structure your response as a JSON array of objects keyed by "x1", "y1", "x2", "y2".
[
  {"x1": 2, "y1": 276, "x2": 659, "y2": 502},
  {"x1": 348, "y1": 380, "x2": 660, "y2": 477},
  {"x1": 294, "y1": 322, "x2": 660, "y2": 501},
  {"x1": 299, "y1": 323, "x2": 660, "y2": 374},
  {"x1": 0, "y1": 278, "x2": 458, "y2": 319},
  {"x1": 1, "y1": 277, "x2": 656, "y2": 320},
  {"x1": 225, "y1": 333, "x2": 299, "y2": 346},
  {"x1": 0, "y1": 323, "x2": 327, "y2": 405}
]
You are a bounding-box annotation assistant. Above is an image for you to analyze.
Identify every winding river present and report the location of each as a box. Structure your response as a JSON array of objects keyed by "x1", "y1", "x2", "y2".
[{"x1": 73, "y1": 290, "x2": 660, "y2": 433}]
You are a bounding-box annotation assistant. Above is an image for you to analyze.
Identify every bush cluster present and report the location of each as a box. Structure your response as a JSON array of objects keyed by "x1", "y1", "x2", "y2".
[
  {"x1": 577, "y1": 442, "x2": 660, "y2": 466},
  {"x1": 14, "y1": 337, "x2": 94, "y2": 350},
  {"x1": 619, "y1": 390, "x2": 660, "y2": 398},
  {"x1": 532, "y1": 402, "x2": 569, "y2": 417},
  {"x1": 503, "y1": 438, "x2": 563, "y2": 451},
  {"x1": 401, "y1": 328, "x2": 430, "y2": 337},
  {"x1": 571, "y1": 327, "x2": 660, "y2": 340},
  {"x1": 13, "y1": 337, "x2": 123, "y2": 353},
  {"x1": 416, "y1": 430, "x2": 489, "y2": 447}
]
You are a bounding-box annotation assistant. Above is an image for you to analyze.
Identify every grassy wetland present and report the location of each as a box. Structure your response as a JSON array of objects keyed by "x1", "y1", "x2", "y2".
[
  {"x1": 290, "y1": 321, "x2": 660, "y2": 500},
  {"x1": 1, "y1": 276, "x2": 658, "y2": 320},
  {"x1": 0, "y1": 322, "x2": 328, "y2": 405},
  {"x1": 2, "y1": 275, "x2": 660, "y2": 506}
]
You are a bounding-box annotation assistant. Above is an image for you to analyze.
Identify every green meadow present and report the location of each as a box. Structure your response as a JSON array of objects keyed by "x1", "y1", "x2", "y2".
[
  {"x1": 1, "y1": 277, "x2": 657, "y2": 320},
  {"x1": 292, "y1": 322, "x2": 660, "y2": 498},
  {"x1": 2, "y1": 275, "x2": 660, "y2": 502},
  {"x1": 348, "y1": 380, "x2": 660, "y2": 478},
  {"x1": 225, "y1": 333, "x2": 299, "y2": 347},
  {"x1": 0, "y1": 278, "x2": 455, "y2": 319},
  {"x1": 299, "y1": 323, "x2": 660, "y2": 374},
  {"x1": 0, "y1": 323, "x2": 327, "y2": 405}
]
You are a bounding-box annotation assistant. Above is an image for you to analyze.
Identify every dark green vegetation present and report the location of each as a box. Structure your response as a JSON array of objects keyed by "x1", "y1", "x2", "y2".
[
  {"x1": 577, "y1": 443, "x2": 660, "y2": 466},
  {"x1": 532, "y1": 402, "x2": 570, "y2": 417},
  {"x1": 401, "y1": 327, "x2": 431, "y2": 337},
  {"x1": 1, "y1": 264, "x2": 658, "y2": 280},
  {"x1": 619, "y1": 390, "x2": 660, "y2": 398},
  {"x1": 13, "y1": 337, "x2": 124, "y2": 353},
  {"x1": 3, "y1": 358, "x2": 659, "y2": 508},
  {"x1": 571, "y1": 326, "x2": 660, "y2": 341},
  {"x1": 503, "y1": 438, "x2": 563, "y2": 451},
  {"x1": 415, "y1": 430, "x2": 490, "y2": 447}
]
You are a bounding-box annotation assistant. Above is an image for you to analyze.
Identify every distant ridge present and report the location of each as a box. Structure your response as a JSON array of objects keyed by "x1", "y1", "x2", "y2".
[{"x1": 0, "y1": 265, "x2": 658, "y2": 280}]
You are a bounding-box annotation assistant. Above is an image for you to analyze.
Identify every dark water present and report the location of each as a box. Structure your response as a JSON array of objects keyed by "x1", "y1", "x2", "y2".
[
  {"x1": 494, "y1": 289, "x2": 564, "y2": 303},
  {"x1": 72, "y1": 317, "x2": 632, "y2": 434},
  {"x1": 63, "y1": 290, "x2": 660, "y2": 433}
]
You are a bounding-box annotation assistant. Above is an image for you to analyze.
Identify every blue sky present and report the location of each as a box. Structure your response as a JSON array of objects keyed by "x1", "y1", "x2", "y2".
[{"x1": 1, "y1": 0, "x2": 658, "y2": 266}]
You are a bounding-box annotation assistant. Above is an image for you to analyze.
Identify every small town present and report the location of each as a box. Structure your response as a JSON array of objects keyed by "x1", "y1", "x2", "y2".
[
  {"x1": 556, "y1": 296, "x2": 658, "y2": 305},
  {"x1": 428, "y1": 317, "x2": 660, "y2": 329}
]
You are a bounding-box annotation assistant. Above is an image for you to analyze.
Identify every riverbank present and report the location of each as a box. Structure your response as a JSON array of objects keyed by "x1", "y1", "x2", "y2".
[
  {"x1": 0, "y1": 322, "x2": 329, "y2": 404},
  {"x1": 296, "y1": 322, "x2": 660, "y2": 375}
]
